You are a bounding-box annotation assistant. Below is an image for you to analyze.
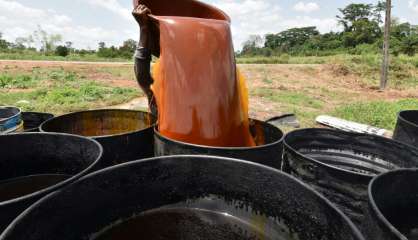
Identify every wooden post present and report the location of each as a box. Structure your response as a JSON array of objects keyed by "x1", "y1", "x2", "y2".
[{"x1": 380, "y1": 0, "x2": 391, "y2": 90}]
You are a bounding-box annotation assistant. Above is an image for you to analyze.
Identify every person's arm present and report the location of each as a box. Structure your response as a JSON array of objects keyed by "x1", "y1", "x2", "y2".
[{"x1": 132, "y1": 5, "x2": 157, "y2": 115}]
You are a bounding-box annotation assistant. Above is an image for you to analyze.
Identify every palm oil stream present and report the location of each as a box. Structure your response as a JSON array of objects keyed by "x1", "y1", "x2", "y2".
[{"x1": 151, "y1": 16, "x2": 255, "y2": 147}]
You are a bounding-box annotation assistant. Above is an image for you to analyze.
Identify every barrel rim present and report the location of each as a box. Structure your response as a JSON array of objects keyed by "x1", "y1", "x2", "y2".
[
  {"x1": 40, "y1": 109, "x2": 156, "y2": 139},
  {"x1": 368, "y1": 168, "x2": 417, "y2": 240},
  {"x1": 1, "y1": 155, "x2": 365, "y2": 240},
  {"x1": 0, "y1": 107, "x2": 21, "y2": 122},
  {"x1": 21, "y1": 112, "x2": 54, "y2": 132},
  {"x1": 133, "y1": 0, "x2": 231, "y2": 23},
  {"x1": 0, "y1": 132, "x2": 103, "y2": 207},
  {"x1": 398, "y1": 110, "x2": 418, "y2": 129},
  {"x1": 283, "y1": 128, "x2": 418, "y2": 178},
  {"x1": 154, "y1": 118, "x2": 284, "y2": 150}
]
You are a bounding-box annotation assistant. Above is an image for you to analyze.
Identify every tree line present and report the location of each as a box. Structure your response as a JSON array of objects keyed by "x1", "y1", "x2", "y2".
[
  {"x1": 0, "y1": 2, "x2": 417, "y2": 59},
  {"x1": 240, "y1": 2, "x2": 418, "y2": 57},
  {"x1": 0, "y1": 26, "x2": 137, "y2": 59}
]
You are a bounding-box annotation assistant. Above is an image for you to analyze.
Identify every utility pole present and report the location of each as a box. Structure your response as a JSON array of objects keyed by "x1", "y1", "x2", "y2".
[{"x1": 380, "y1": 0, "x2": 391, "y2": 90}]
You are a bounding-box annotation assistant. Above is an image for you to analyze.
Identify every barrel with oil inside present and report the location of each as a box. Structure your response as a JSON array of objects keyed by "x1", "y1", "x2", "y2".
[{"x1": 40, "y1": 109, "x2": 155, "y2": 169}]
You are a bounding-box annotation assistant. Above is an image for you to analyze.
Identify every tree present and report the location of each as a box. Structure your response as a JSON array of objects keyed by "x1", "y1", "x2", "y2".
[
  {"x1": 374, "y1": 1, "x2": 387, "y2": 24},
  {"x1": 55, "y1": 45, "x2": 69, "y2": 57},
  {"x1": 0, "y1": 32, "x2": 10, "y2": 49},
  {"x1": 337, "y1": 4, "x2": 382, "y2": 47},
  {"x1": 119, "y1": 39, "x2": 137, "y2": 58},
  {"x1": 98, "y1": 42, "x2": 106, "y2": 49},
  {"x1": 337, "y1": 4, "x2": 374, "y2": 31},
  {"x1": 241, "y1": 35, "x2": 263, "y2": 55},
  {"x1": 14, "y1": 36, "x2": 34, "y2": 49},
  {"x1": 264, "y1": 27, "x2": 319, "y2": 52},
  {"x1": 33, "y1": 26, "x2": 62, "y2": 54},
  {"x1": 65, "y1": 41, "x2": 73, "y2": 49},
  {"x1": 390, "y1": 21, "x2": 418, "y2": 56},
  {"x1": 65, "y1": 41, "x2": 74, "y2": 53},
  {"x1": 14, "y1": 37, "x2": 27, "y2": 50}
]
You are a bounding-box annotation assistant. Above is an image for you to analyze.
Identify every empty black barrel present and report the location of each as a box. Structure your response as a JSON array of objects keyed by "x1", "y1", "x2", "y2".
[
  {"x1": 40, "y1": 109, "x2": 155, "y2": 169},
  {"x1": 367, "y1": 169, "x2": 418, "y2": 240},
  {"x1": 21, "y1": 112, "x2": 54, "y2": 132},
  {"x1": 394, "y1": 110, "x2": 418, "y2": 148},
  {"x1": 282, "y1": 128, "x2": 418, "y2": 229},
  {"x1": 155, "y1": 119, "x2": 284, "y2": 169},
  {"x1": 0, "y1": 133, "x2": 102, "y2": 233},
  {"x1": 0, "y1": 156, "x2": 365, "y2": 240}
]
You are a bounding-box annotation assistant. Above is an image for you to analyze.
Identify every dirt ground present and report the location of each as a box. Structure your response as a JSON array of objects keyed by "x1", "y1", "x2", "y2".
[{"x1": 1, "y1": 60, "x2": 416, "y2": 124}]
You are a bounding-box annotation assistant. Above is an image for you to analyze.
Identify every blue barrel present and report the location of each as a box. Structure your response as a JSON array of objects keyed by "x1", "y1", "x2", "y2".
[{"x1": 0, "y1": 107, "x2": 22, "y2": 134}]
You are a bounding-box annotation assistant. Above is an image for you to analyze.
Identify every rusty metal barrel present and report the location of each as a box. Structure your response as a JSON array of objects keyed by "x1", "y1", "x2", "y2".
[{"x1": 40, "y1": 109, "x2": 155, "y2": 169}]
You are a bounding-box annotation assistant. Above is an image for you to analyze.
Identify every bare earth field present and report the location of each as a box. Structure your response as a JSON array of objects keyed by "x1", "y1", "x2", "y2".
[{"x1": 0, "y1": 60, "x2": 417, "y2": 130}]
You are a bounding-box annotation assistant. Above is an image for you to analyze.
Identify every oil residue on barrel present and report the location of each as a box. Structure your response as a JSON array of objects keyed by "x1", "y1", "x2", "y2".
[
  {"x1": 93, "y1": 208, "x2": 296, "y2": 240},
  {"x1": 151, "y1": 16, "x2": 255, "y2": 147},
  {"x1": 0, "y1": 174, "x2": 71, "y2": 202}
]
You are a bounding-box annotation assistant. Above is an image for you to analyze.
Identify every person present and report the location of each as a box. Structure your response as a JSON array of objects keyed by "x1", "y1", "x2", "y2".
[{"x1": 132, "y1": 4, "x2": 159, "y2": 116}]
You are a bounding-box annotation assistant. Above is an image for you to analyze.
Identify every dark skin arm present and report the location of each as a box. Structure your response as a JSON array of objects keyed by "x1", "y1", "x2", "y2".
[{"x1": 132, "y1": 5, "x2": 158, "y2": 115}]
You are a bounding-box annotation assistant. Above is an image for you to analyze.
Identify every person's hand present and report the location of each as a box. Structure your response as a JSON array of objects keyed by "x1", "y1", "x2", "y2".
[{"x1": 132, "y1": 4, "x2": 151, "y2": 28}]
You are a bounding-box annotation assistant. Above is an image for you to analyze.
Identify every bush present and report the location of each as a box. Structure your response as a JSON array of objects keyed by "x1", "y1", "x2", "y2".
[{"x1": 55, "y1": 46, "x2": 69, "y2": 57}]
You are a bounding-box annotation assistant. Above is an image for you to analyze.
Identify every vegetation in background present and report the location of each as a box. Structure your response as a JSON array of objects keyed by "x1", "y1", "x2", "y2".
[
  {"x1": 0, "y1": 2, "x2": 416, "y2": 61},
  {"x1": 0, "y1": 1, "x2": 416, "y2": 130},
  {"x1": 0, "y1": 68, "x2": 141, "y2": 114},
  {"x1": 238, "y1": 54, "x2": 418, "y2": 90},
  {"x1": 334, "y1": 99, "x2": 418, "y2": 130},
  {"x1": 0, "y1": 25, "x2": 137, "y2": 61},
  {"x1": 239, "y1": 2, "x2": 417, "y2": 57}
]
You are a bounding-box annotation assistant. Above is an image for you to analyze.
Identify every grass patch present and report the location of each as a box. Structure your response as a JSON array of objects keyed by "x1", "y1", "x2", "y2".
[
  {"x1": 333, "y1": 98, "x2": 418, "y2": 130},
  {"x1": 0, "y1": 83, "x2": 139, "y2": 114},
  {"x1": 96, "y1": 66, "x2": 135, "y2": 80},
  {"x1": 0, "y1": 52, "x2": 130, "y2": 62},
  {"x1": 0, "y1": 68, "x2": 141, "y2": 114},
  {"x1": 251, "y1": 88, "x2": 323, "y2": 109},
  {"x1": 0, "y1": 74, "x2": 39, "y2": 89}
]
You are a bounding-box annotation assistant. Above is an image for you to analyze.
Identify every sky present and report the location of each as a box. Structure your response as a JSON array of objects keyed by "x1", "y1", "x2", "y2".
[{"x1": 0, "y1": 0, "x2": 417, "y2": 50}]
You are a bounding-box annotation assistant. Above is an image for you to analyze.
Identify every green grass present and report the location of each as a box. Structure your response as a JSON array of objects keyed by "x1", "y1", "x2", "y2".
[
  {"x1": 0, "y1": 74, "x2": 39, "y2": 89},
  {"x1": 96, "y1": 66, "x2": 135, "y2": 80},
  {"x1": 251, "y1": 87, "x2": 323, "y2": 109},
  {"x1": 333, "y1": 99, "x2": 418, "y2": 130},
  {"x1": 0, "y1": 52, "x2": 130, "y2": 62},
  {"x1": 237, "y1": 55, "x2": 328, "y2": 64},
  {"x1": 0, "y1": 68, "x2": 141, "y2": 114}
]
